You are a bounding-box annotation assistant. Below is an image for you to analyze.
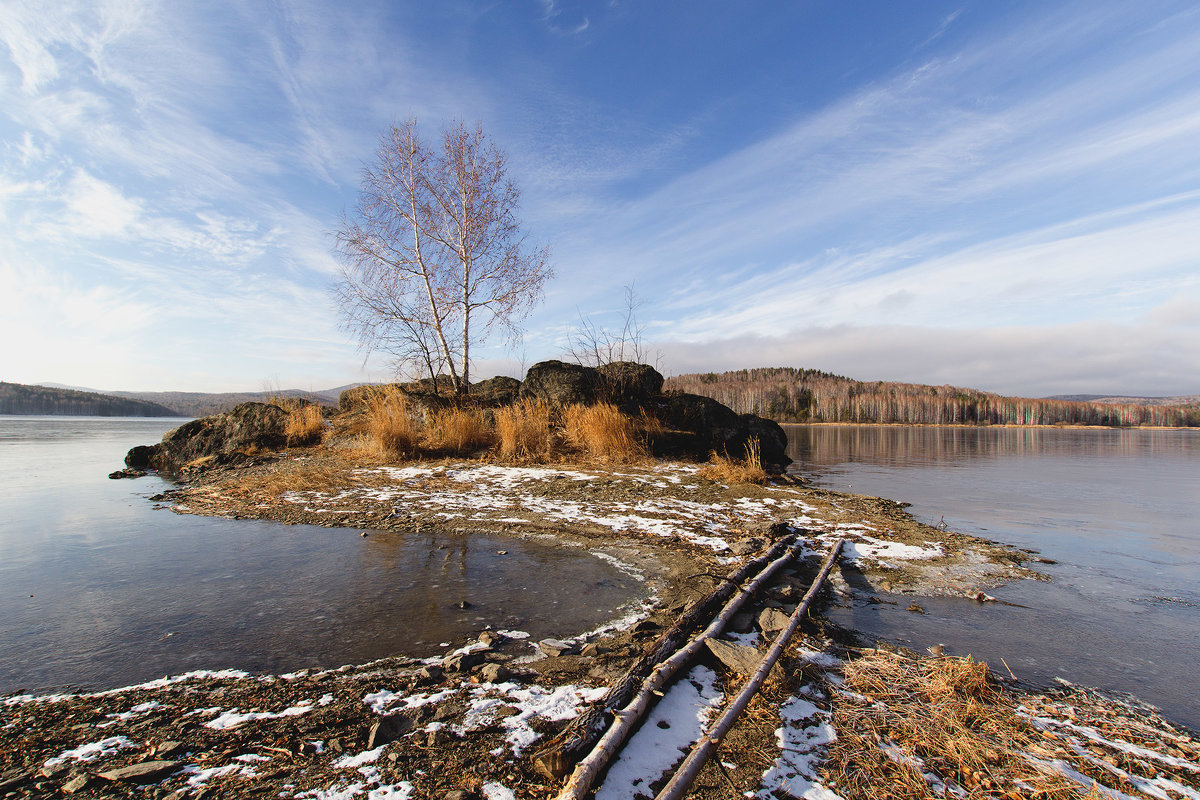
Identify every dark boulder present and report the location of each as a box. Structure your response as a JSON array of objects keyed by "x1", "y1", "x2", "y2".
[
  {"x1": 520, "y1": 360, "x2": 599, "y2": 406},
  {"x1": 597, "y1": 361, "x2": 664, "y2": 406},
  {"x1": 469, "y1": 375, "x2": 521, "y2": 406},
  {"x1": 655, "y1": 392, "x2": 790, "y2": 470},
  {"x1": 124, "y1": 444, "x2": 156, "y2": 469},
  {"x1": 127, "y1": 402, "x2": 288, "y2": 473}
]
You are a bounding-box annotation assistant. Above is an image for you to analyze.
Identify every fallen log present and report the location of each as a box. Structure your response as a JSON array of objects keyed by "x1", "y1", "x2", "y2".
[
  {"x1": 653, "y1": 537, "x2": 845, "y2": 800},
  {"x1": 554, "y1": 534, "x2": 811, "y2": 800},
  {"x1": 532, "y1": 523, "x2": 799, "y2": 781}
]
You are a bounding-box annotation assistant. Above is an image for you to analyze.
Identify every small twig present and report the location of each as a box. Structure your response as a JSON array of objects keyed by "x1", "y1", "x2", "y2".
[{"x1": 712, "y1": 748, "x2": 739, "y2": 792}]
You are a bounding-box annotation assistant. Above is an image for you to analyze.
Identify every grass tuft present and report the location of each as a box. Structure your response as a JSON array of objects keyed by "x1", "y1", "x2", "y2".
[
  {"x1": 364, "y1": 386, "x2": 419, "y2": 457},
  {"x1": 561, "y1": 402, "x2": 645, "y2": 462},
  {"x1": 699, "y1": 436, "x2": 766, "y2": 484},
  {"x1": 495, "y1": 398, "x2": 552, "y2": 460},
  {"x1": 824, "y1": 649, "x2": 1084, "y2": 800},
  {"x1": 285, "y1": 403, "x2": 325, "y2": 446},
  {"x1": 423, "y1": 406, "x2": 495, "y2": 455}
]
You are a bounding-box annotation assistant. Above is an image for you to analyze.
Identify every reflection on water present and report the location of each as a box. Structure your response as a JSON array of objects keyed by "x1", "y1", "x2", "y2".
[
  {"x1": 785, "y1": 424, "x2": 1200, "y2": 732},
  {"x1": 0, "y1": 417, "x2": 644, "y2": 694},
  {"x1": 788, "y1": 423, "x2": 1198, "y2": 467}
]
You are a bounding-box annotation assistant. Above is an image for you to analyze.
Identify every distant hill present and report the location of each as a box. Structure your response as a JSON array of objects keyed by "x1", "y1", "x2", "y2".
[
  {"x1": 1045, "y1": 394, "x2": 1200, "y2": 407},
  {"x1": 665, "y1": 368, "x2": 1199, "y2": 428},
  {"x1": 30, "y1": 384, "x2": 353, "y2": 417},
  {"x1": 0, "y1": 382, "x2": 182, "y2": 417},
  {"x1": 107, "y1": 389, "x2": 343, "y2": 418}
]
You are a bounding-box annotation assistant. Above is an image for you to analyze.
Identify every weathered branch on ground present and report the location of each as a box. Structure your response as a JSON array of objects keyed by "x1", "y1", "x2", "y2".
[
  {"x1": 653, "y1": 537, "x2": 845, "y2": 800},
  {"x1": 532, "y1": 523, "x2": 798, "y2": 781},
  {"x1": 554, "y1": 534, "x2": 812, "y2": 800}
]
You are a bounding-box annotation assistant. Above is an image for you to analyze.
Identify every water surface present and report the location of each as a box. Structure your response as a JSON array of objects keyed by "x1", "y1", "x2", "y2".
[
  {"x1": 786, "y1": 424, "x2": 1200, "y2": 731},
  {"x1": 0, "y1": 417, "x2": 644, "y2": 694}
]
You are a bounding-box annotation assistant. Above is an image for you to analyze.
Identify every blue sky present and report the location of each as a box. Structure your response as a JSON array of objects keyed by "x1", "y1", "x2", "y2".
[{"x1": 2, "y1": 1, "x2": 1198, "y2": 396}]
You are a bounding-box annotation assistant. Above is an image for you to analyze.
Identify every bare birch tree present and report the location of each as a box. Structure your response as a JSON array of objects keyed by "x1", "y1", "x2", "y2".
[{"x1": 334, "y1": 119, "x2": 552, "y2": 392}]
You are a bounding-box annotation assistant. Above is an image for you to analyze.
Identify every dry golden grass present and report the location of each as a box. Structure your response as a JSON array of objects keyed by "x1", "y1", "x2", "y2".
[
  {"x1": 699, "y1": 436, "x2": 766, "y2": 484},
  {"x1": 363, "y1": 386, "x2": 419, "y2": 457},
  {"x1": 822, "y1": 650, "x2": 1125, "y2": 800},
  {"x1": 495, "y1": 398, "x2": 552, "y2": 460},
  {"x1": 561, "y1": 402, "x2": 645, "y2": 462},
  {"x1": 226, "y1": 463, "x2": 351, "y2": 502},
  {"x1": 285, "y1": 403, "x2": 325, "y2": 446},
  {"x1": 423, "y1": 406, "x2": 495, "y2": 455}
]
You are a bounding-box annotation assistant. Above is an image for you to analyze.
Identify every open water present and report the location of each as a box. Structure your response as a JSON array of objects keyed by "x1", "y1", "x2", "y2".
[
  {"x1": 0, "y1": 417, "x2": 645, "y2": 695},
  {"x1": 785, "y1": 424, "x2": 1200, "y2": 732}
]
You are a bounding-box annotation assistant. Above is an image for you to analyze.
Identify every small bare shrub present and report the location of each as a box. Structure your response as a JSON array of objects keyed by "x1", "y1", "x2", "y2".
[
  {"x1": 495, "y1": 398, "x2": 551, "y2": 460},
  {"x1": 423, "y1": 406, "x2": 495, "y2": 455},
  {"x1": 365, "y1": 386, "x2": 419, "y2": 456},
  {"x1": 285, "y1": 403, "x2": 325, "y2": 446},
  {"x1": 562, "y1": 402, "x2": 644, "y2": 462},
  {"x1": 699, "y1": 436, "x2": 766, "y2": 484}
]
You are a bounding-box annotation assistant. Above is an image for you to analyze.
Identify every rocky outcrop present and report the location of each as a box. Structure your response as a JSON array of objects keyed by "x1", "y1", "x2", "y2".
[
  {"x1": 520, "y1": 361, "x2": 599, "y2": 406},
  {"x1": 653, "y1": 392, "x2": 790, "y2": 469},
  {"x1": 125, "y1": 402, "x2": 288, "y2": 473},
  {"x1": 469, "y1": 376, "x2": 521, "y2": 406},
  {"x1": 144, "y1": 362, "x2": 790, "y2": 472},
  {"x1": 596, "y1": 361, "x2": 664, "y2": 406}
]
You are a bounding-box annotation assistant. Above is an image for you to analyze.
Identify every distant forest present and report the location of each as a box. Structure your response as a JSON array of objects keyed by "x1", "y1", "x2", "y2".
[
  {"x1": 665, "y1": 368, "x2": 1200, "y2": 428},
  {"x1": 0, "y1": 382, "x2": 180, "y2": 417}
]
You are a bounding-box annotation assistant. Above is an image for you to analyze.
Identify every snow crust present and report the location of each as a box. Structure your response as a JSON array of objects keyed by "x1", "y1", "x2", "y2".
[{"x1": 595, "y1": 665, "x2": 723, "y2": 800}]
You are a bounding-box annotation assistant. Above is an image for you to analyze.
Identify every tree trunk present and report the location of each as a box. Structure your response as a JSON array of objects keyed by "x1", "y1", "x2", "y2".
[
  {"x1": 653, "y1": 538, "x2": 845, "y2": 800},
  {"x1": 532, "y1": 524, "x2": 799, "y2": 781},
  {"x1": 553, "y1": 535, "x2": 811, "y2": 800}
]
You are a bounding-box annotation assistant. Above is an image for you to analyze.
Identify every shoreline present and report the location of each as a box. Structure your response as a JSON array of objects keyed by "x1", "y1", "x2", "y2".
[{"x1": 3, "y1": 448, "x2": 1197, "y2": 799}]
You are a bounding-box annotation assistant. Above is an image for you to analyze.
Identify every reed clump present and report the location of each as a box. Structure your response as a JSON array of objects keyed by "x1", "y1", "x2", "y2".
[
  {"x1": 363, "y1": 386, "x2": 419, "y2": 457},
  {"x1": 285, "y1": 403, "x2": 325, "y2": 446},
  {"x1": 823, "y1": 649, "x2": 1088, "y2": 800},
  {"x1": 561, "y1": 402, "x2": 645, "y2": 462},
  {"x1": 699, "y1": 436, "x2": 766, "y2": 484},
  {"x1": 423, "y1": 406, "x2": 495, "y2": 454},
  {"x1": 495, "y1": 398, "x2": 552, "y2": 460}
]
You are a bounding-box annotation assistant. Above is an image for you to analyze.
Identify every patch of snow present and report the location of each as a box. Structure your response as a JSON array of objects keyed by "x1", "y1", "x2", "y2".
[
  {"x1": 455, "y1": 682, "x2": 609, "y2": 756},
  {"x1": 43, "y1": 736, "x2": 137, "y2": 768},
  {"x1": 820, "y1": 532, "x2": 942, "y2": 565},
  {"x1": 483, "y1": 783, "x2": 517, "y2": 800},
  {"x1": 752, "y1": 696, "x2": 841, "y2": 800},
  {"x1": 595, "y1": 665, "x2": 724, "y2": 800},
  {"x1": 333, "y1": 746, "x2": 386, "y2": 769},
  {"x1": 236, "y1": 753, "x2": 272, "y2": 763},
  {"x1": 725, "y1": 631, "x2": 761, "y2": 647},
  {"x1": 205, "y1": 699, "x2": 319, "y2": 730},
  {"x1": 496, "y1": 629, "x2": 530, "y2": 639},
  {"x1": 590, "y1": 550, "x2": 646, "y2": 579},
  {"x1": 363, "y1": 687, "x2": 456, "y2": 715},
  {"x1": 180, "y1": 762, "x2": 259, "y2": 787}
]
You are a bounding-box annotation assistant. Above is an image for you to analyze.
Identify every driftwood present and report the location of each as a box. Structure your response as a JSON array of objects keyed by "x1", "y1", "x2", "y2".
[
  {"x1": 653, "y1": 537, "x2": 845, "y2": 800},
  {"x1": 532, "y1": 523, "x2": 798, "y2": 781},
  {"x1": 554, "y1": 535, "x2": 811, "y2": 800}
]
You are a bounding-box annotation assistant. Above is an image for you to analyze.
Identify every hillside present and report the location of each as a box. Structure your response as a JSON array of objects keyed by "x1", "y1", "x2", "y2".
[
  {"x1": 109, "y1": 388, "x2": 342, "y2": 417},
  {"x1": 665, "y1": 367, "x2": 1200, "y2": 428},
  {"x1": 0, "y1": 382, "x2": 181, "y2": 417},
  {"x1": 1046, "y1": 393, "x2": 1200, "y2": 406}
]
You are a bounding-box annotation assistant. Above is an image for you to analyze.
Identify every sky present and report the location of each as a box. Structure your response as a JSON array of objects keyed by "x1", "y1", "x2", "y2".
[{"x1": 1, "y1": 1, "x2": 1198, "y2": 397}]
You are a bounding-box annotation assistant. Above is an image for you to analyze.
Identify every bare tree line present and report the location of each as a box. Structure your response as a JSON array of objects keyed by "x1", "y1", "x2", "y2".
[{"x1": 665, "y1": 368, "x2": 1200, "y2": 428}]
